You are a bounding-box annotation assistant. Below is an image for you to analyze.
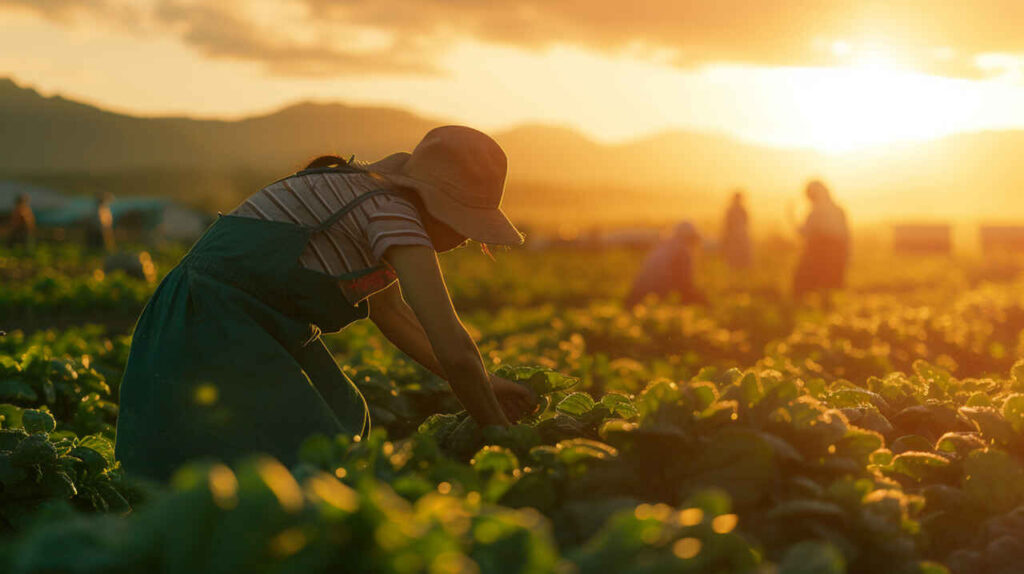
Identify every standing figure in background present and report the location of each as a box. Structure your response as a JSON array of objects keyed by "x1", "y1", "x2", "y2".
[
  {"x1": 720, "y1": 190, "x2": 752, "y2": 270},
  {"x1": 7, "y1": 193, "x2": 36, "y2": 248},
  {"x1": 793, "y1": 180, "x2": 849, "y2": 298},
  {"x1": 87, "y1": 192, "x2": 116, "y2": 252},
  {"x1": 625, "y1": 221, "x2": 707, "y2": 308}
]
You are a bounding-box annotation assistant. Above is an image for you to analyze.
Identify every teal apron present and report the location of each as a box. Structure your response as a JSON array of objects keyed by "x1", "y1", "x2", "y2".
[{"x1": 115, "y1": 166, "x2": 395, "y2": 481}]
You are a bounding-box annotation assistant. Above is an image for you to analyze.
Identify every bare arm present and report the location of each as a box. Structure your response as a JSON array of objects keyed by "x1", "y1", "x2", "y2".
[
  {"x1": 369, "y1": 280, "x2": 537, "y2": 421},
  {"x1": 378, "y1": 245, "x2": 510, "y2": 427},
  {"x1": 368, "y1": 282, "x2": 445, "y2": 378}
]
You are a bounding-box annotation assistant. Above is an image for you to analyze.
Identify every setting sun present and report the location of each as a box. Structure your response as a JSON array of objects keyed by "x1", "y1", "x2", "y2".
[{"x1": 779, "y1": 66, "x2": 974, "y2": 152}]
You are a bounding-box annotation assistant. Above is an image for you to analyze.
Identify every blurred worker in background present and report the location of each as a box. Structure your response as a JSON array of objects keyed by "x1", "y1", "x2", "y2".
[
  {"x1": 6, "y1": 193, "x2": 36, "y2": 248},
  {"x1": 87, "y1": 192, "x2": 116, "y2": 252},
  {"x1": 625, "y1": 221, "x2": 707, "y2": 308},
  {"x1": 720, "y1": 190, "x2": 751, "y2": 270},
  {"x1": 793, "y1": 180, "x2": 849, "y2": 298}
]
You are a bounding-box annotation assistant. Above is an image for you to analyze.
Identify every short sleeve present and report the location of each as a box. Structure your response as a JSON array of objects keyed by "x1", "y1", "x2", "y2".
[{"x1": 362, "y1": 195, "x2": 434, "y2": 261}]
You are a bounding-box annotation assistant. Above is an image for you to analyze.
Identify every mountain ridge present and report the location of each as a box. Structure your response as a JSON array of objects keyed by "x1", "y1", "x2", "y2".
[{"x1": 3, "y1": 77, "x2": 1024, "y2": 223}]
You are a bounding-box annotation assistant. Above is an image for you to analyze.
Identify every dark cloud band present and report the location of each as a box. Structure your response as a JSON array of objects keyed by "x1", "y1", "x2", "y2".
[{"x1": 3, "y1": 0, "x2": 1022, "y2": 78}]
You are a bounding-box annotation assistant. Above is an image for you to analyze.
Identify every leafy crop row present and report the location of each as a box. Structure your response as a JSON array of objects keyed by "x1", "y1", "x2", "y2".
[{"x1": 4, "y1": 247, "x2": 1024, "y2": 572}]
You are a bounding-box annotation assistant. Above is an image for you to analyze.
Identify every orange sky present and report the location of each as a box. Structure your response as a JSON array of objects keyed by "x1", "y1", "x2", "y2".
[{"x1": 3, "y1": 0, "x2": 1024, "y2": 150}]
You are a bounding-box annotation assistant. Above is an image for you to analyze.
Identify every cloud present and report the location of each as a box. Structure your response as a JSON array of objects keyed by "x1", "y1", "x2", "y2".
[
  {"x1": 306, "y1": 0, "x2": 1024, "y2": 78},
  {"x1": 0, "y1": 0, "x2": 139, "y2": 25},
  {"x1": 0, "y1": 0, "x2": 107, "y2": 18},
  {"x1": 4, "y1": 0, "x2": 1024, "y2": 78},
  {"x1": 152, "y1": 1, "x2": 439, "y2": 76}
]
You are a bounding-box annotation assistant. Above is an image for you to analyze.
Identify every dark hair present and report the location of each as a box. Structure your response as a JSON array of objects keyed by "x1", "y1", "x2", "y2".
[{"x1": 304, "y1": 155, "x2": 350, "y2": 169}]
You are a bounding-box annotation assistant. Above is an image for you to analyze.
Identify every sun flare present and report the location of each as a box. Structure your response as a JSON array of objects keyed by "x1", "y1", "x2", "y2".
[{"x1": 783, "y1": 66, "x2": 976, "y2": 153}]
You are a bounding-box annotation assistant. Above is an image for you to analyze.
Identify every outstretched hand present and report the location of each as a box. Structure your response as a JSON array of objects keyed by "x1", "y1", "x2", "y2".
[{"x1": 489, "y1": 374, "x2": 538, "y2": 423}]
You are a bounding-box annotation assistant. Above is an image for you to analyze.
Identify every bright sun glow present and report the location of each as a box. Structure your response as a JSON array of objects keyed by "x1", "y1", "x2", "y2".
[{"x1": 791, "y1": 67, "x2": 970, "y2": 153}]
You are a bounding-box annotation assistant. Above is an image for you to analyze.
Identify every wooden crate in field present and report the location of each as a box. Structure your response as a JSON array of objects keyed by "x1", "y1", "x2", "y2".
[
  {"x1": 892, "y1": 224, "x2": 952, "y2": 255},
  {"x1": 980, "y1": 225, "x2": 1024, "y2": 255}
]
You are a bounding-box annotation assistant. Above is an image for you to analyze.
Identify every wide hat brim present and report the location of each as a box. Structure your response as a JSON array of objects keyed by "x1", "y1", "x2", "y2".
[{"x1": 367, "y1": 153, "x2": 525, "y2": 247}]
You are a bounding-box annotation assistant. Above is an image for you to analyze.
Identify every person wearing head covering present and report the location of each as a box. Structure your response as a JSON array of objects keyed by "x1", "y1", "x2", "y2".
[
  {"x1": 86, "y1": 192, "x2": 116, "y2": 252},
  {"x1": 793, "y1": 180, "x2": 850, "y2": 297},
  {"x1": 7, "y1": 193, "x2": 36, "y2": 248},
  {"x1": 625, "y1": 221, "x2": 707, "y2": 308},
  {"x1": 115, "y1": 126, "x2": 537, "y2": 480},
  {"x1": 720, "y1": 190, "x2": 752, "y2": 270}
]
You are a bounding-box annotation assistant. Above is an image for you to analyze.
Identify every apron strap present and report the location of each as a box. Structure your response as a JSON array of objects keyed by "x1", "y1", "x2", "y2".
[
  {"x1": 292, "y1": 337, "x2": 371, "y2": 438},
  {"x1": 311, "y1": 187, "x2": 398, "y2": 233}
]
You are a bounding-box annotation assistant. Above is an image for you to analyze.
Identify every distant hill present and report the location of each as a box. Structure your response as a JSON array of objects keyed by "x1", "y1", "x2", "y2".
[
  {"x1": 0, "y1": 78, "x2": 436, "y2": 172},
  {"x1": 3, "y1": 77, "x2": 1024, "y2": 227}
]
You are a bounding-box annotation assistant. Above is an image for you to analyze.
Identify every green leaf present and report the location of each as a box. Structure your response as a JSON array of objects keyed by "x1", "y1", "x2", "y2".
[
  {"x1": 0, "y1": 355, "x2": 19, "y2": 374},
  {"x1": 599, "y1": 393, "x2": 638, "y2": 419},
  {"x1": 0, "y1": 452, "x2": 26, "y2": 485},
  {"x1": 23, "y1": 409, "x2": 56, "y2": 434},
  {"x1": 0, "y1": 379, "x2": 37, "y2": 403},
  {"x1": 1002, "y1": 394, "x2": 1024, "y2": 433},
  {"x1": 499, "y1": 471, "x2": 558, "y2": 511},
  {"x1": 555, "y1": 438, "x2": 618, "y2": 464},
  {"x1": 826, "y1": 387, "x2": 889, "y2": 410},
  {"x1": 966, "y1": 392, "x2": 993, "y2": 407},
  {"x1": 738, "y1": 371, "x2": 764, "y2": 407},
  {"x1": 683, "y1": 488, "x2": 733, "y2": 516},
  {"x1": 472, "y1": 446, "x2": 519, "y2": 474},
  {"x1": 870, "y1": 449, "x2": 894, "y2": 466},
  {"x1": 962, "y1": 449, "x2": 1024, "y2": 514},
  {"x1": 917, "y1": 561, "x2": 950, "y2": 574},
  {"x1": 0, "y1": 403, "x2": 24, "y2": 429},
  {"x1": 495, "y1": 365, "x2": 579, "y2": 395},
  {"x1": 70, "y1": 446, "x2": 109, "y2": 475},
  {"x1": 556, "y1": 393, "x2": 596, "y2": 417},
  {"x1": 418, "y1": 412, "x2": 463, "y2": 437},
  {"x1": 836, "y1": 427, "x2": 884, "y2": 464},
  {"x1": 935, "y1": 432, "x2": 985, "y2": 458},
  {"x1": 1011, "y1": 359, "x2": 1024, "y2": 391},
  {"x1": 636, "y1": 379, "x2": 683, "y2": 420},
  {"x1": 680, "y1": 427, "x2": 778, "y2": 507},
  {"x1": 766, "y1": 499, "x2": 846, "y2": 523},
  {"x1": 779, "y1": 541, "x2": 846, "y2": 574},
  {"x1": 688, "y1": 382, "x2": 718, "y2": 412},
  {"x1": 890, "y1": 434, "x2": 933, "y2": 454},
  {"x1": 11, "y1": 434, "x2": 58, "y2": 467},
  {"x1": 41, "y1": 470, "x2": 77, "y2": 498},
  {"x1": 0, "y1": 428, "x2": 28, "y2": 451},
  {"x1": 78, "y1": 435, "x2": 115, "y2": 466},
  {"x1": 913, "y1": 360, "x2": 952, "y2": 392},
  {"x1": 959, "y1": 407, "x2": 1017, "y2": 445},
  {"x1": 890, "y1": 451, "x2": 952, "y2": 482},
  {"x1": 95, "y1": 482, "x2": 131, "y2": 514}
]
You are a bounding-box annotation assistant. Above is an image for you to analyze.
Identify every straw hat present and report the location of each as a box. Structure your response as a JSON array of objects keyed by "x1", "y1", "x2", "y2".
[{"x1": 366, "y1": 126, "x2": 524, "y2": 246}]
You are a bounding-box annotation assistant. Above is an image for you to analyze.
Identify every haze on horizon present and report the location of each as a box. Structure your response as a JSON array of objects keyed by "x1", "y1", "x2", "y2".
[{"x1": 4, "y1": 0, "x2": 1024, "y2": 153}]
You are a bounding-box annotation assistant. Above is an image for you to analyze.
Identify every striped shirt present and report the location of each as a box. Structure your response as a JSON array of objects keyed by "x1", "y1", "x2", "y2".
[{"x1": 230, "y1": 170, "x2": 434, "y2": 303}]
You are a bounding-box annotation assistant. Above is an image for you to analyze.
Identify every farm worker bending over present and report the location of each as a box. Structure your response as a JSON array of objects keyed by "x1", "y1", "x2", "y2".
[
  {"x1": 720, "y1": 190, "x2": 752, "y2": 270},
  {"x1": 115, "y1": 126, "x2": 537, "y2": 480},
  {"x1": 624, "y1": 221, "x2": 707, "y2": 308},
  {"x1": 793, "y1": 180, "x2": 850, "y2": 297},
  {"x1": 7, "y1": 193, "x2": 36, "y2": 248}
]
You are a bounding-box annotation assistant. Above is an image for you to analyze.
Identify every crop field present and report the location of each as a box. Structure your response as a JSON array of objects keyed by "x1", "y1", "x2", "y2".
[{"x1": 4, "y1": 243, "x2": 1024, "y2": 573}]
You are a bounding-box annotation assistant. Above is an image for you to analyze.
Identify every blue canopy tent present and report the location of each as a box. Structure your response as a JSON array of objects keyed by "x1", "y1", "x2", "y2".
[
  {"x1": 32, "y1": 197, "x2": 168, "y2": 228},
  {"x1": 1, "y1": 180, "x2": 209, "y2": 242}
]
